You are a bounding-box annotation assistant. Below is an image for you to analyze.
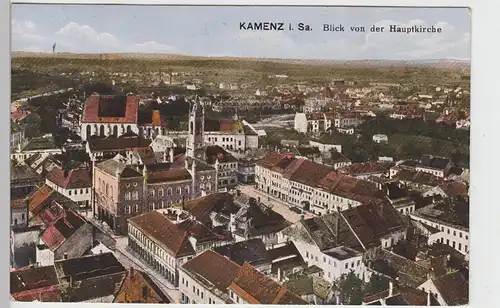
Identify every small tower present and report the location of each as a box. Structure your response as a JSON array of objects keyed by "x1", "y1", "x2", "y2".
[{"x1": 186, "y1": 96, "x2": 204, "y2": 158}]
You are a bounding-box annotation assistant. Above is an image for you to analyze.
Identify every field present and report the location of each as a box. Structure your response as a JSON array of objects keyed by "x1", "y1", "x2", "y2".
[{"x1": 11, "y1": 52, "x2": 470, "y2": 98}]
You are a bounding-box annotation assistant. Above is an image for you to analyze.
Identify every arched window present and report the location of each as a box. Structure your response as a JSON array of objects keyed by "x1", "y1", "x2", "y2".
[
  {"x1": 207, "y1": 183, "x2": 211, "y2": 191},
  {"x1": 110, "y1": 186, "x2": 114, "y2": 198},
  {"x1": 86, "y1": 125, "x2": 91, "y2": 138},
  {"x1": 159, "y1": 188, "x2": 164, "y2": 197},
  {"x1": 126, "y1": 125, "x2": 132, "y2": 133},
  {"x1": 184, "y1": 186, "x2": 190, "y2": 194},
  {"x1": 135, "y1": 204, "x2": 139, "y2": 213},
  {"x1": 149, "y1": 189, "x2": 155, "y2": 197},
  {"x1": 177, "y1": 187, "x2": 182, "y2": 195},
  {"x1": 190, "y1": 121, "x2": 194, "y2": 134},
  {"x1": 112, "y1": 126, "x2": 118, "y2": 136},
  {"x1": 106, "y1": 183, "x2": 109, "y2": 195},
  {"x1": 167, "y1": 187, "x2": 172, "y2": 196},
  {"x1": 160, "y1": 201, "x2": 164, "y2": 208},
  {"x1": 125, "y1": 192, "x2": 131, "y2": 200},
  {"x1": 99, "y1": 125, "x2": 105, "y2": 136},
  {"x1": 150, "y1": 202, "x2": 155, "y2": 211}
]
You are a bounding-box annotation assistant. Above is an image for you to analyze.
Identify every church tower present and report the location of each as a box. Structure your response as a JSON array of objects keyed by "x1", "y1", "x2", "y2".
[{"x1": 186, "y1": 96, "x2": 204, "y2": 158}]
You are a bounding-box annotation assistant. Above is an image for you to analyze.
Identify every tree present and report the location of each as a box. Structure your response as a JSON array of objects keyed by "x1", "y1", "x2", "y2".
[
  {"x1": 363, "y1": 274, "x2": 390, "y2": 296},
  {"x1": 337, "y1": 271, "x2": 363, "y2": 305}
]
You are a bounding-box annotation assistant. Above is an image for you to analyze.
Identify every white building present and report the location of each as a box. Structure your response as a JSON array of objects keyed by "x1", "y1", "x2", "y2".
[
  {"x1": 45, "y1": 166, "x2": 92, "y2": 208},
  {"x1": 372, "y1": 134, "x2": 389, "y2": 143},
  {"x1": 415, "y1": 155, "x2": 453, "y2": 178},
  {"x1": 203, "y1": 119, "x2": 259, "y2": 151},
  {"x1": 410, "y1": 199, "x2": 469, "y2": 255},
  {"x1": 418, "y1": 271, "x2": 468, "y2": 306},
  {"x1": 308, "y1": 140, "x2": 342, "y2": 153}
]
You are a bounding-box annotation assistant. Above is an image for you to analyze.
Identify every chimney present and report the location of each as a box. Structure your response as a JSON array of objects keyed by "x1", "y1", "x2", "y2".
[
  {"x1": 63, "y1": 168, "x2": 69, "y2": 178},
  {"x1": 300, "y1": 214, "x2": 305, "y2": 221},
  {"x1": 236, "y1": 189, "x2": 241, "y2": 196},
  {"x1": 63, "y1": 253, "x2": 68, "y2": 260},
  {"x1": 388, "y1": 281, "x2": 394, "y2": 297}
]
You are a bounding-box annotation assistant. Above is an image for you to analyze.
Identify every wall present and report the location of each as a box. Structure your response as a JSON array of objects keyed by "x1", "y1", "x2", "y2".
[
  {"x1": 46, "y1": 179, "x2": 91, "y2": 206},
  {"x1": 12, "y1": 227, "x2": 40, "y2": 249},
  {"x1": 36, "y1": 244, "x2": 55, "y2": 266},
  {"x1": 294, "y1": 113, "x2": 308, "y2": 133},
  {"x1": 245, "y1": 135, "x2": 259, "y2": 149},
  {"x1": 81, "y1": 122, "x2": 139, "y2": 141},
  {"x1": 418, "y1": 279, "x2": 446, "y2": 306},
  {"x1": 11, "y1": 209, "x2": 28, "y2": 228},
  {"x1": 94, "y1": 168, "x2": 120, "y2": 214}
]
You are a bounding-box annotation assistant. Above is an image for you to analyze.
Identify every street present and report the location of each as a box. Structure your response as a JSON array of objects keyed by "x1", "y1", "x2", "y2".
[{"x1": 238, "y1": 185, "x2": 315, "y2": 223}]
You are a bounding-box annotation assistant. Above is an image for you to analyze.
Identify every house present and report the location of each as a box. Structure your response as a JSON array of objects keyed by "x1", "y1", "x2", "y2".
[
  {"x1": 230, "y1": 193, "x2": 291, "y2": 248},
  {"x1": 426, "y1": 181, "x2": 468, "y2": 199},
  {"x1": 308, "y1": 140, "x2": 342, "y2": 153},
  {"x1": 128, "y1": 210, "x2": 216, "y2": 287},
  {"x1": 11, "y1": 135, "x2": 63, "y2": 164},
  {"x1": 203, "y1": 118, "x2": 259, "y2": 151},
  {"x1": 418, "y1": 271, "x2": 468, "y2": 306},
  {"x1": 392, "y1": 168, "x2": 443, "y2": 193},
  {"x1": 267, "y1": 242, "x2": 307, "y2": 282},
  {"x1": 362, "y1": 281, "x2": 438, "y2": 305},
  {"x1": 322, "y1": 150, "x2": 352, "y2": 170},
  {"x1": 45, "y1": 166, "x2": 92, "y2": 208},
  {"x1": 230, "y1": 148, "x2": 270, "y2": 184},
  {"x1": 415, "y1": 155, "x2": 453, "y2": 178},
  {"x1": 113, "y1": 267, "x2": 171, "y2": 303},
  {"x1": 179, "y1": 250, "x2": 307, "y2": 305},
  {"x1": 382, "y1": 182, "x2": 416, "y2": 215},
  {"x1": 11, "y1": 164, "x2": 44, "y2": 198},
  {"x1": 410, "y1": 198, "x2": 469, "y2": 255},
  {"x1": 214, "y1": 238, "x2": 272, "y2": 275},
  {"x1": 11, "y1": 198, "x2": 29, "y2": 229},
  {"x1": 53, "y1": 252, "x2": 127, "y2": 303},
  {"x1": 35, "y1": 206, "x2": 94, "y2": 266},
  {"x1": 338, "y1": 162, "x2": 395, "y2": 180},
  {"x1": 279, "y1": 199, "x2": 407, "y2": 283},
  {"x1": 202, "y1": 145, "x2": 238, "y2": 190},
  {"x1": 10, "y1": 265, "x2": 62, "y2": 302},
  {"x1": 283, "y1": 275, "x2": 336, "y2": 304},
  {"x1": 294, "y1": 146, "x2": 323, "y2": 164},
  {"x1": 372, "y1": 134, "x2": 389, "y2": 144}
]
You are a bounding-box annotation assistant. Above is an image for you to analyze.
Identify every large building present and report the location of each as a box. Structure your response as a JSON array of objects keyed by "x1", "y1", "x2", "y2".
[
  {"x1": 80, "y1": 95, "x2": 166, "y2": 141},
  {"x1": 255, "y1": 153, "x2": 386, "y2": 215}
]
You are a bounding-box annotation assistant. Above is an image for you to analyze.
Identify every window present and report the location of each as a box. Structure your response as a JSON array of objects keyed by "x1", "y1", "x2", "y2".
[
  {"x1": 197, "y1": 289, "x2": 199, "y2": 296},
  {"x1": 357, "y1": 260, "x2": 360, "y2": 266},
  {"x1": 452, "y1": 241, "x2": 456, "y2": 248},
  {"x1": 315, "y1": 256, "x2": 318, "y2": 261},
  {"x1": 465, "y1": 245, "x2": 468, "y2": 252},
  {"x1": 135, "y1": 204, "x2": 139, "y2": 212},
  {"x1": 345, "y1": 263, "x2": 348, "y2": 269},
  {"x1": 323, "y1": 256, "x2": 326, "y2": 263},
  {"x1": 182, "y1": 278, "x2": 185, "y2": 284},
  {"x1": 459, "y1": 232, "x2": 463, "y2": 238},
  {"x1": 133, "y1": 182, "x2": 138, "y2": 187},
  {"x1": 192, "y1": 286, "x2": 195, "y2": 293},
  {"x1": 177, "y1": 187, "x2": 182, "y2": 195},
  {"x1": 125, "y1": 205, "x2": 131, "y2": 214},
  {"x1": 453, "y1": 231, "x2": 456, "y2": 236},
  {"x1": 126, "y1": 183, "x2": 131, "y2": 187},
  {"x1": 167, "y1": 187, "x2": 172, "y2": 195},
  {"x1": 149, "y1": 189, "x2": 155, "y2": 197},
  {"x1": 132, "y1": 191, "x2": 139, "y2": 200},
  {"x1": 447, "y1": 229, "x2": 450, "y2": 234},
  {"x1": 306, "y1": 251, "x2": 309, "y2": 258},
  {"x1": 185, "y1": 186, "x2": 190, "y2": 194},
  {"x1": 447, "y1": 239, "x2": 450, "y2": 245},
  {"x1": 351, "y1": 262, "x2": 354, "y2": 268},
  {"x1": 328, "y1": 272, "x2": 331, "y2": 278},
  {"x1": 69, "y1": 190, "x2": 72, "y2": 196},
  {"x1": 201, "y1": 292, "x2": 204, "y2": 299},
  {"x1": 159, "y1": 188, "x2": 164, "y2": 196},
  {"x1": 209, "y1": 298, "x2": 212, "y2": 304},
  {"x1": 236, "y1": 297, "x2": 240, "y2": 303},
  {"x1": 22, "y1": 214, "x2": 25, "y2": 220},
  {"x1": 125, "y1": 192, "x2": 131, "y2": 200},
  {"x1": 466, "y1": 235, "x2": 468, "y2": 240},
  {"x1": 458, "y1": 243, "x2": 462, "y2": 251}
]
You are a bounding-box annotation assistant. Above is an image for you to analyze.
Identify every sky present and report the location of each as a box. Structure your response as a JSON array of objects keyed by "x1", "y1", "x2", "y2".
[{"x1": 11, "y1": 5, "x2": 471, "y2": 60}]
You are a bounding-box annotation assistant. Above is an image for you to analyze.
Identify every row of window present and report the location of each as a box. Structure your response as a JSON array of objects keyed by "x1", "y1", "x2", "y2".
[
  {"x1": 129, "y1": 227, "x2": 178, "y2": 266},
  {"x1": 439, "y1": 238, "x2": 468, "y2": 253},
  {"x1": 124, "y1": 191, "x2": 140, "y2": 201},
  {"x1": 149, "y1": 186, "x2": 189, "y2": 197},
  {"x1": 68, "y1": 188, "x2": 89, "y2": 196}
]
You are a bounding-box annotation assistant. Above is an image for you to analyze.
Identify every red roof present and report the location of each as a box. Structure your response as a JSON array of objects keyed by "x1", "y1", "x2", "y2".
[
  {"x1": 41, "y1": 225, "x2": 66, "y2": 250},
  {"x1": 12, "y1": 285, "x2": 62, "y2": 302},
  {"x1": 81, "y1": 95, "x2": 138, "y2": 124},
  {"x1": 46, "y1": 167, "x2": 92, "y2": 190},
  {"x1": 11, "y1": 108, "x2": 31, "y2": 122}
]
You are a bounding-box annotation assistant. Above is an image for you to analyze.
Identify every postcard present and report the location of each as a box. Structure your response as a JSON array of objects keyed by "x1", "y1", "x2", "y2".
[{"x1": 10, "y1": 4, "x2": 470, "y2": 306}]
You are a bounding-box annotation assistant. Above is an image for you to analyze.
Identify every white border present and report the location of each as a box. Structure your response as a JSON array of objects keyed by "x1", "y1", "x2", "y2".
[{"x1": 6, "y1": 1, "x2": 500, "y2": 308}]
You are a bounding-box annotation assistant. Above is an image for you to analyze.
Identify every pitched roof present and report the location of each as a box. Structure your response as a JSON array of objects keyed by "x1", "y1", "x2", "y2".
[
  {"x1": 128, "y1": 211, "x2": 196, "y2": 258},
  {"x1": 418, "y1": 155, "x2": 451, "y2": 170},
  {"x1": 46, "y1": 166, "x2": 92, "y2": 189},
  {"x1": 147, "y1": 168, "x2": 191, "y2": 184},
  {"x1": 11, "y1": 164, "x2": 42, "y2": 183},
  {"x1": 283, "y1": 276, "x2": 333, "y2": 300},
  {"x1": 411, "y1": 198, "x2": 469, "y2": 230},
  {"x1": 181, "y1": 193, "x2": 241, "y2": 226},
  {"x1": 432, "y1": 271, "x2": 468, "y2": 305},
  {"x1": 339, "y1": 162, "x2": 395, "y2": 175},
  {"x1": 54, "y1": 252, "x2": 126, "y2": 282},
  {"x1": 214, "y1": 239, "x2": 270, "y2": 266},
  {"x1": 27, "y1": 185, "x2": 54, "y2": 216},
  {"x1": 10, "y1": 265, "x2": 59, "y2": 294},
  {"x1": 438, "y1": 181, "x2": 468, "y2": 198},
  {"x1": 396, "y1": 169, "x2": 443, "y2": 186},
  {"x1": 81, "y1": 95, "x2": 138, "y2": 124},
  {"x1": 113, "y1": 268, "x2": 170, "y2": 303},
  {"x1": 182, "y1": 250, "x2": 240, "y2": 294},
  {"x1": 96, "y1": 157, "x2": 143, "y2": 178},
  {"x1": 204, "y1": 145, "x2": 238, "y2": 164},
  {"x1": 88, "y1": 136, "x2": 152, "y2": 152},
  {"x1": 230, "y1": 263, "x2": 307, "y2": 304},
  {"x1": 40, "y1": 208, "x2": 87, "y2": 250},
  {"x1": 59, "y1": 272, "x2": 125, "y2": 302}
]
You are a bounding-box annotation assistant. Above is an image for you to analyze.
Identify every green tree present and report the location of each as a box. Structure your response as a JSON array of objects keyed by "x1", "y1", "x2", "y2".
[
  {"x1": 337, "y1": 271, "x2": 363, "y2": 305},
  {"x1": 363, "y1": 274, "x2": 390, "y2": 296}
]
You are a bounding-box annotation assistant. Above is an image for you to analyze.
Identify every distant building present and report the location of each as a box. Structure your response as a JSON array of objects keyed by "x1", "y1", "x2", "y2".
[{"x1": 373, "y1": 134, "x2": 389, "y2": 143}]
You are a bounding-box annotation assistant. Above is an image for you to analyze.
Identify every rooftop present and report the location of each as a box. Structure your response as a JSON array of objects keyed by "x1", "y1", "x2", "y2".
[
  {"x1": 10, "y1": 265, "x2": 59, "y2": 294},
  {"x1": 113, "y1": 268, "x2": 171, "y2": 303},
  {"x1": 88, "y1": 136, "x2": 152, "y2": 152},
  {"x1": 22, "y1": 136, "x2": 58, "y2": 152},
  {"x1": 81, "y1": 95, "x2": 138, "y2": 124},
  {"x1": 432, "y1": 271, "x2": 468, "y2": 305},
  {"x1": 45, "y1": 166, "x2": 92, "y2": 190},
  {"x1": 54, "y1": 252, "x2": 126, "y2": 282},
  {"x1": 214, "y1": 238, "x2": 270, "y2": 266}
]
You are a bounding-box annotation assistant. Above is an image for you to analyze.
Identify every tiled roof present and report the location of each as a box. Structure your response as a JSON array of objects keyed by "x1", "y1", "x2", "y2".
[
  {"x1": 81, "y1": 95, "x2": 138, "y2": 124},
  {"x1": 146, "y1": 168, "x2": 191, "y2": 184},
  {"x1": 438, "y1": 181, "x2": 468, "y2": 198},
  {"x1": 287, "y1": 159, "x2": 334, "y2": 187},
  {"x1": 54, "y1": 252, "x2": 126, "y2": 282},
  {"x1": 432, "y1": 271, "x2": 468, "y2": 305},
  {"x1": 339, "y1": 162, "x2": 395, "y2": 175},
  {"x1": 11, "y1": 198, "x2": 28, "y2": 210},
  {"x1": 27, "y1": 185, "x2": 54, "y2": 215},
  {"x1": 181, "y1": 193, "x2": 241, "y2": 226},
  {"x1": 283, "y1": 276, "x2": 332, "y2": 300},
  {"x1": 96, "y1": 157, "x2": 143, "y2": 178},
  {"x1": 114, "y1": 268, "x2": 170, "y2": 303},
  {"x1": 11, "y1": 164, "x2": 43, "y2": 184},
  {"x1": 10, "y1": 265, "x2": 59, "y2": 294},
  {"x1": 40, "y1": 209, "x2": 87, "y2": 250},
  {"x1": 204, "y1": 145, "x2": 238, "y2": 164},
  {"x1": 342, "y1": 199, "x2": 406, "y2": 248},
  {"x1": 230, "y1": 263, "x2": 307, "y2": 304},
  {"x1": 411, "y1": 198, "x2": 469, "y2": 230},
  {"x1": 128, "y1": 211, "x2": 196, "y2": 258},
  {"x1": 88, "y1": 136, "x2": 152, "y2": 152},
  {"x1": 182, "y1": 250, "x2": 240, "y2": 293},
  {"x1": 177, "y1": 219, "x2": 232, "y2": 244},
  {"x1": 59, "y1": 272, "x2": 125, "y2": 302},
  {"x1": 204, "y1": 119, "x2": 245, "y2": 133},
  {"x1": 12, "y1": 285, "x2": 62, "y2": 302},
  {"x1": 46, "y1": 166, "x2": 92, "y2": 189},
  {"x1": 396, "y1": 169, "x2": 443, "y2": 186},
  {"x1": 214, "y1": 239, "x2": 270, "y2": 266}
]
